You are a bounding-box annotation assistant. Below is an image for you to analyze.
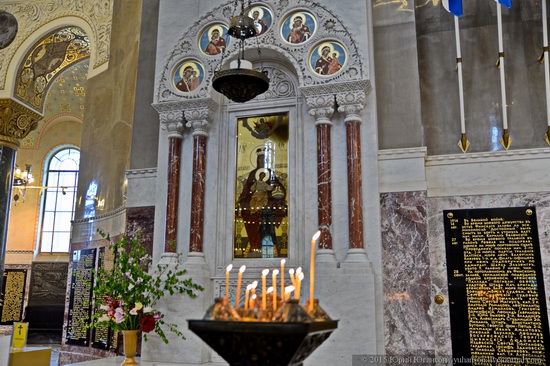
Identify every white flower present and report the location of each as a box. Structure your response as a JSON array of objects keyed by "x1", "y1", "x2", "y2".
[
  {"x1": 99, "y1": 314, "x2": 111, "y2": 322},
  {"x1": 143, "y1": 306, "x2": 153, "y2": 313},
  {"x1": 128, "y1": 283, "x2": 135, "y2": 291},
  {"x1": 99, "y1": 304, "x2": 110, "y2": 311},
  {"x1": 130, "y1": 307, "x2": 138, "y2": 315}
]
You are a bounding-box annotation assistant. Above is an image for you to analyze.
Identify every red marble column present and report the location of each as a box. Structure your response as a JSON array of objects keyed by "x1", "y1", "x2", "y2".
[
  {"x1": 337, "y1": 91, "x2": 366, "y2": 250},
  {"x1": 346, "y1": 119, "x2": 364, "y2": 249},
  {"x1": 165, "y1": 134, "x2": 181, "y2": 253},
  {"x1": 184, "y1": 110, "x2": 210, "y2": 254},
  {"x1": 189, "y1": 134, "x2": 207, "y2": 252},
  {"x1": 317, "y1": 123, "x2": 333, "y2": 249}
]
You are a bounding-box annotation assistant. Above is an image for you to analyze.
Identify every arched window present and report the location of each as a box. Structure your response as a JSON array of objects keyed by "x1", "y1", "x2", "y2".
[{"x1": 39, "y1": 147, "x2": 80, "y2": 253}]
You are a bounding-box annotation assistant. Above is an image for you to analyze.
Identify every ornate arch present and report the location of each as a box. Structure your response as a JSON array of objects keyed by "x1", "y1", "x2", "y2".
[
  {"x1": 0, "y1": 1, "x2": 113, "y2": 95},
  {"x1": 156, "y1": 0, "x2": 367, "y2": 103}
]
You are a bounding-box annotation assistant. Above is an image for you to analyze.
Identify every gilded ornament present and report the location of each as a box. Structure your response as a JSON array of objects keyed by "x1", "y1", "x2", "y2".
[{"x1": 434, "y1": 294, "x2": 444, "y2": 305}]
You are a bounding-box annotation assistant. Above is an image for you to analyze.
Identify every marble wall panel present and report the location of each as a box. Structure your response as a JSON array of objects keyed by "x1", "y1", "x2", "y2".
[
  {"x1": 427, "y1": 192, "x2": 550, "y2": 356},
  {"x1": 381, "y1": 191, "x2": 434, "y2": 356},
  {"x1": 416, "y1": 1, "x2": 549, "y2": 155}
]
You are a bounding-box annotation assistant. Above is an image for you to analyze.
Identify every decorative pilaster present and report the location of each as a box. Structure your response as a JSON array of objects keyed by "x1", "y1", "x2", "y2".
[
  {"x1": 337, "y1": 91, "x2": 366, "y2": 250},
  {"x1": 185, "y1": 108, "x2": 210, "y2": 253},
  {"x1": 160, "y1": 111, "x2": 184, "y2": 253},
  {"x1": 306, "y1": 95, "x2": 335, "y2": 251},
  {"x1": 0, "y1": 98, "x2": 40, "y2": 295}
]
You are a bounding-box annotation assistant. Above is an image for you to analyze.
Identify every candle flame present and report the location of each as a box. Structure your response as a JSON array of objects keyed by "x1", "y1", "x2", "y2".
[
  {"x1": 281, "y1": 259, "x2": 286, "y2": 265},
  {"x1": 262, "y1": 269, "x2": 269, "y2": 276},
  {"x1": 312, "y1": 230, "x2": 321, "y2": 241},
  {"x1": 239, "y1": 265, "x2": 246, "y2": 273},
  {"x1": 273, "y1": 269, "x2": 279, "y2": 276},
  {"x1": 251, "y1": 280, "x2": 258, "y2": 288},
  {"x1": 226, "y1": 264, "x2": 233, "y2": 272},
  {"x1": 296, "y1": 267, "x2": 302, "y2": 274},
  {"x1": 298, "y1": 272, "x2": 304, "y2": 280},
  {"x1": 246, "y1": 284, "x2": 253, "y2": 290},
  {"x1": 267, "y1": 287, "x2": 273, "y2": 293},
  {"x1": 289, "y1": 268, "x2": 295, "y2": 275},
  {"x1": 251, "y1": 294, "x2": 257, "y2": 300},
  {"x1": 285, "y1": 285, "x2": 295, "y2": 293}
]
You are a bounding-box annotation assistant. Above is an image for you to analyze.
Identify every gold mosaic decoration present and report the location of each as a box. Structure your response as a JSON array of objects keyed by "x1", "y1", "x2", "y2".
[
  {"x1": 0, "y1": 98, "x2": 41, "y2": 149},
  {"x1": 14, "y1": 27, "x2": 90, "y2": 113}
]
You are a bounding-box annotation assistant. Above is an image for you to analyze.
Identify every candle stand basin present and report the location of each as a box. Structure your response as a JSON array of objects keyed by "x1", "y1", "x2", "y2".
[{"x1": 188, "y1": 319, "x2": 338, "y2": 366}]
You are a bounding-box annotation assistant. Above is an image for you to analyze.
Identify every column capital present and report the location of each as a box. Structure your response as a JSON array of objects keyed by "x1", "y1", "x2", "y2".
[
  {"x1": 159, "y1": 111, "x2": 184, "y2": 139},
  {"x1": 0, "y1": 98, "x2": 41, "y2": 149},
  {"x1": 336, "y1": 91, "x2": 365, "y2": 123},
  {"x1": 306, "y1": 95, "x2": 335, "y2": 125},
  {"x1": 184, "y1": 107, "x2": 210, "y2": 137}
]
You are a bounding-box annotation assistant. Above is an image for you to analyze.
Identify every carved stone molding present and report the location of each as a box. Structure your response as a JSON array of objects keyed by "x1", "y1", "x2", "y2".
[
  {"x1": 156, "y1": 0, "x2": 368, "y2": 103},
  {"x1": 159, "y1": 111, "x2": 184, "y2": 139},
  {"x1": 0, "y1": 0, "x2": 113, "y2": 89},
  {"x1": 0, "y1": 98, "x2": 41, "y2": 148},
  {"x1": 336, "y1": 90, "x2": 366, "y2": 122},
  {"x1": 306, "y1": 94, "x2": 335, "y2": 125},
  {"x1": 185, "y1": 108, "x2": 210, "y2": 137}
]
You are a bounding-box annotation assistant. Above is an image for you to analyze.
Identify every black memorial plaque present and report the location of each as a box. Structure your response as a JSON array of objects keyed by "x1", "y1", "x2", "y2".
[
  {"x1": 0, "y1": 269, "x2": 27, "y2": 324},
  {"x1": 66, "y1": 248, "x2": 96, "y2": 346},
  {"x1": 91, "y1": 246, "x2": 116, "y2": 349},
  {"x1": 444, "y1": 207, "x2": 550, "y2": 365}
]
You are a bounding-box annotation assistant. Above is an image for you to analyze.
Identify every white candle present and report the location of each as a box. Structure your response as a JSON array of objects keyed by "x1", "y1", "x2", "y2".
[
  {"x1": 244, "y1": 284, "x2": 252, "y2": 310},
  {"x1": 280, "y1": 259, "x2": 286, "y2": 301},
  {"x1": 225, "y1": 264, "x2": 232, "y2": 300},
  {"x1": 236, "y1": 265, "x2": 246, "y2": 309},
  {"x1": 284, "y1": 285, "x2": 295, "y2": 301},
  {"x1": 289, "y1": 268, "x2": 296, "y2": 288},
  {"x1": 272, "y1": 270, "x2": 279, "y2": 310},
  {"x1": 262, "y1": 269, "x2": 269, "y2": 310},
  {"x1": 267, "y1": 287, "x2": 273, "y2": 311},
  {"x1": 250, "y1": 294, "x2": 257, "y2": 309},
  {"x1": 295, "y1": 272, "x2": 304, "y2": 301},
  {"x1": 310, "y1": 231, "x2": 321, "y2": 311}
]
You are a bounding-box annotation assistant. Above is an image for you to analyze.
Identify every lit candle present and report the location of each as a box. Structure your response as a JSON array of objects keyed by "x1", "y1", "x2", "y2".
[
  {"x1": 289, "y1": 268, "x2": 296, "y2": 288},
  {"x1": 310, "y1": 230, "x2": 321, "y2": 312},
  {"x1": 236, "y1": 265, "x2": 246, "y2": 309},
  {"x1": 280, "y1": 259, "x2": 286, "y2": 302},
  {"x1": 285, "y1": 285, "x2": 295, "y2": 301},
  {"x1": 249, "y1": 294, "x2": 257, "y2": 309},
  {"x1": 272, "y1": 269, "x2": 279, "y2": 311},
  {"x1": 225, "y1": 264, "x2": 233, "y2": 300},
  {"x1": 251, "y1": 280, "x2": 258, "y2": 299},
  {"x1": 295, "y1": 272, "x2": 304, "y2": 301},
  {"x1": 262, "y1": 269, "x2": 269, "y2": 310},
  {"x1": 244, "y1": 284, "x2": 252, "y2": 310}
]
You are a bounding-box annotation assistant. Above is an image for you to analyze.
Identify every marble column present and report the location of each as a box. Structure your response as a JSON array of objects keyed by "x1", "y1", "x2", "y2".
[
  {"x1": 307, "y1": 95, "x2": 336, "y2": 261},
  {"x1": 142, "y1": 102, "x2": 214, "y2": 364},
  {"x1": 0, "y1": 99, "x2": 40, "y2": 291},
  {"x1": 337, "y1": 91, "x2": 366, "y2": 250},
  {"x1": 160, "y1": 112, "x2": 183, "y2": 253},
  {"x1": 184, "y1": 109, "x2": 209, "y2": 253}
]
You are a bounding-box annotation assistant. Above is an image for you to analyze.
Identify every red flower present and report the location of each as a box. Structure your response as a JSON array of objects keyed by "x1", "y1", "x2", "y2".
[{"x1": 140, "y1": 315, "x2": 156, "y2": 333}]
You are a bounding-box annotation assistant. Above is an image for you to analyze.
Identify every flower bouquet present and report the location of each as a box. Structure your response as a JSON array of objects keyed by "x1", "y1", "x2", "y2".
[{"x1": 86, "y1": 231, "x2": 204, "y2": 344}]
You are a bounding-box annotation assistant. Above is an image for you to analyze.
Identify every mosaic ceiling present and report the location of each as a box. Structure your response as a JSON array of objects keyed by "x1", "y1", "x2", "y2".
[
  {"x1": 14, "y1": 27, "x2": 90, "y2": 114},
  {"x1": 20, "y1": 59, "x2": 88, "y2": 149}
]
